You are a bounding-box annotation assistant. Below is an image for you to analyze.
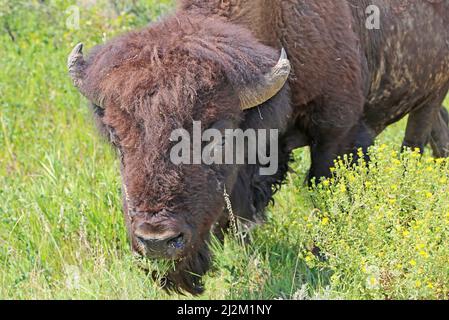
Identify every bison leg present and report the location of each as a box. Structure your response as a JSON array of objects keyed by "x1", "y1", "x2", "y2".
[
  {"x1": 430, "y1": 107, "x2": 449, "y2": 158},
  {"x1": 308, "y1": 122, "x2": 372, "y2": 183},
  {"x1": 402, "y1": 104, "x2": 439, "y2": 154},
  {"x1": 352, "y1": 121, "x2": 375, "y2": 163},
  {"x1": 308, "y1": 139, "x2": 340, "y2": 183},
  {"x1": 439, "y1": 107, "x2": 449, "y2": 125}
]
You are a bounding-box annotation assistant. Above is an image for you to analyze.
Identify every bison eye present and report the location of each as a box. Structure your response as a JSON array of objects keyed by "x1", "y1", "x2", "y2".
[{"x1": 92, "y1": 103, "x2": 104, "y2": 118}]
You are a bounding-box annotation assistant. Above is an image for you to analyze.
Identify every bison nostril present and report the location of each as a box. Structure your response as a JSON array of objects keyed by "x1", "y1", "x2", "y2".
[{"x1": 167, "y1": 233, "x2": 185, "y2": 250}]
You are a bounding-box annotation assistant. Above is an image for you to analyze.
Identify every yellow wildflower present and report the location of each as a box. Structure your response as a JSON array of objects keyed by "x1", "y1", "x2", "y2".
[
  {"x1": 362, "y1": 264, "x2": 367, "y2": 273},
  {"x1": 419, "y1": 251, "x2": 429, "y2": 259},
  {"x1": 305, "y1": 254, "x2": 313, "y2": 263},
  {"x1": 416, "y1": 243, "x2": 425, "y2": 250},
  {"x1": 357, "y1": 148, "x2": 364, "y2": 158}
]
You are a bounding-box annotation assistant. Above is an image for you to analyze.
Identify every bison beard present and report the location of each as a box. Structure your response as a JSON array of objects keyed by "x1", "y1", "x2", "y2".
[{"x1": 161, "y1": 239, "x2": 211, "y2": 295}]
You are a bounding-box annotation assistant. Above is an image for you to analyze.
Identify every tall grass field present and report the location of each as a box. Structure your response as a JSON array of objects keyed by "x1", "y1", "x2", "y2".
[{"x1": 0, "y1": 0, "x2": 448, "y2": 300}]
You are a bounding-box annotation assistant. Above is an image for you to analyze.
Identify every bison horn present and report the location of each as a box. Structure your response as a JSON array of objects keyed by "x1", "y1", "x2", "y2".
[
  {"x1": 68, "y1": 43, "x2": 86, "y2": 89},
  {"x1": 68, "y1": 43, "x2": 105, "y2": 107},
  {"x1": 239, "y1": 48, "x2": 291, "y2": 110}
]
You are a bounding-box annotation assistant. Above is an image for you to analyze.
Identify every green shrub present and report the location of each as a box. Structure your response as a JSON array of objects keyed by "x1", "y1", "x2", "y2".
[{"x1": 305, "y1": 146, "x2": 449, "y2": 299}]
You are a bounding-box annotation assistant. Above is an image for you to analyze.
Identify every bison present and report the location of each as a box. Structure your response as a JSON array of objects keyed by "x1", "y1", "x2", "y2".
[{"x1": 68, "y1": 0, "x2": 449, "y2": 294}]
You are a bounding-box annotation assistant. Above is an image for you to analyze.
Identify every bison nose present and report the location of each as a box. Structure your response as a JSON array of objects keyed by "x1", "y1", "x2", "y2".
[{"x1": 136, "y1": 232, "x2": 185, "y2": 258}]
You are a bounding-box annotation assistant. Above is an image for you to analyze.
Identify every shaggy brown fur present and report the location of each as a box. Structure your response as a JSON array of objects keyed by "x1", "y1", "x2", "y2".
[{"x1": 73, "y1": 0, "x2": 449, "y2": 294}]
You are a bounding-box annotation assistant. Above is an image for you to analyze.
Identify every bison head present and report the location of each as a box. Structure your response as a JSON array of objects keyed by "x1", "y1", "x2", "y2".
[{"x1": 67, "y1": 14, "x2": 292, "y2": 294}]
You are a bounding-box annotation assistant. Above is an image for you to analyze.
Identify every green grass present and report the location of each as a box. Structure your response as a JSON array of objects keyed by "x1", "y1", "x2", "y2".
[{"x1": 0, "y1": 0, "x2": 448, "y2": 300}]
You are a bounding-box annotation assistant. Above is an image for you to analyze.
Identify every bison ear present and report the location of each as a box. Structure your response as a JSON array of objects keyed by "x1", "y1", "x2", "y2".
[{"x1": 239, "y1": 48, "x2": 291, "y2": 110}]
